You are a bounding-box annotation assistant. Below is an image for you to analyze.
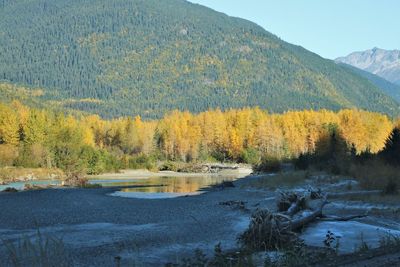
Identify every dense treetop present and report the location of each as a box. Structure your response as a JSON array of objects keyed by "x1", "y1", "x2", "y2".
[
  {"x1": 0, "y1": 0, "x2": 399, "y2": 118},
  {"x1": 0, "y1": 100, "x2": 395, "y2": 174}
]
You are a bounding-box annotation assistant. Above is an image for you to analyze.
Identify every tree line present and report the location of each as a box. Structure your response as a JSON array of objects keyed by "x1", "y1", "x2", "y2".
[{"x1": 0, "y1": 101, "x2": 396, "y2": 176}]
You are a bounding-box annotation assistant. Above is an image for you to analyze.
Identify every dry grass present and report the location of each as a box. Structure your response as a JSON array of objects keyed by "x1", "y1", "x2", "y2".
[
  {"x1": 248, "y1": 171, "x2": 308, "y2": 190},
  {"x1": 239, "y1": 209, "x2": 298, "y2": 250},
  {"x1": 2, "y1": 230, "x2": 72, "y2": 267},
  {"x1": 341, "y1": 193, "x2": 400, "y2": 205},
  {"x1": 0, "y1": 167, "x2": 65, "y2": 184},
  {"x1": 348, "y1": 160, "x2": 399, "y2": 193}
]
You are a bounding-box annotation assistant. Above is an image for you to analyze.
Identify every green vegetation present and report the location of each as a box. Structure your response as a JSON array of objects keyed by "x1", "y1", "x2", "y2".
[
  {"x1": 340, "y1": 63, "x2": 400, "y2": 102},
  {"x1": 295, "y1": 126, "x2": 400, "y2": 193},
  {"x1": 0, "y1": 0, "x2": 399, "y2": 118},
  {"x1": 0, "y1": 100, "x2": 398, "y2": 180}
]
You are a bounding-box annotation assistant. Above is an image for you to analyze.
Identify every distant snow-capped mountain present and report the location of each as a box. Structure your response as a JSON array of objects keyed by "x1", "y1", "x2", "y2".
[{"x1": 336, "y1": 48, "x2": 400, "y2": 85}]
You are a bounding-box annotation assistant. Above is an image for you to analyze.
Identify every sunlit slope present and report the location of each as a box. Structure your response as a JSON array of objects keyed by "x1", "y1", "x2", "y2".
[{"x1": 0, "y1": 0, "x2": 398, "y2": 118}]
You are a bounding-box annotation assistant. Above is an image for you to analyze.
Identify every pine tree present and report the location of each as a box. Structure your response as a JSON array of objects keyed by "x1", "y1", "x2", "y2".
[{"x1": 380, "y1": 127, "x2": 400, "y2": 166}]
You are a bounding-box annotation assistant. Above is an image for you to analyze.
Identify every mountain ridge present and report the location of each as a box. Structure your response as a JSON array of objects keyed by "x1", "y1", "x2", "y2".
[
  {"x1": 0, "y1": 0, "x2": 399, "y2": 118},
  {"x1": 336, "y1": 48, "x2": 400, "y2": 85}
]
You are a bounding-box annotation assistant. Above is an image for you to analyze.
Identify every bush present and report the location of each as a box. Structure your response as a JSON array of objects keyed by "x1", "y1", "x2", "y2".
[
  {"x1": 80, "y1": 146, "x2": 121, "y2": 174},
  {"x1": 15, "y1": 144, "x2": 49, "y2": 168},
  {"x1": 159, "y1": 161, "x2": 179, "y2": 172},
  {"x1": 0, "y1": 144, "x2": 18, "y2": 167},
  {"x1": 80, "y1": 183, "x2": 102, "y2": 189},
  {"x1": 240, "y1": 147, "x2": 261, "y2": 165},
  {"x1": 294, "y1": 153, "x2": 311, "y2": 170},
  {"x1": 253, "y1": 157, "x2": 281, "y2": 173},
  {"x1": 128, "y1": 154, "x2": 157, "y2": 170},
  {"x1": 384, "y1": 179, "x2": 398, "y2": 195}
]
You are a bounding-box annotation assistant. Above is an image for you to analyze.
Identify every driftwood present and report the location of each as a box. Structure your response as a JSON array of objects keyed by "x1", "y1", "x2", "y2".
[
  {"x1": 202, "y1": 163, "x2": 239, "y2": 173},
  {"x1": 327, "y1": 190, "x2": 381, "y2": 199},
  {"x1": 290, "y1": 196, "x2": 328, "y2": 230},
  {"x1": 319, "y1": 214, "x2": 368, "y2": 222},
  {"x1": 62, "y1": 172, "x2": 88, "y2": 187},
  {"x1": 284, "y1": 197, "x2": 306, "y2": 216},
  {"x1": 240, "y1": 190, "x2": 366, "y2": 250}
]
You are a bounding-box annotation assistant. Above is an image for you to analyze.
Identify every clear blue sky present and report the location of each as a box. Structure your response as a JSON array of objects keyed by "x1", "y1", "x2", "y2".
[{"x1": 188, "y1": 0, "x2": 399, "y2": 59}]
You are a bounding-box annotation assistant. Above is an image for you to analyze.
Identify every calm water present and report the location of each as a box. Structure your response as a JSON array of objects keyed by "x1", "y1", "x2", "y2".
[
  {"x1": 0, "y1": 180, "x2": 61, "y2": 191},
  {"x1": 92, "y1": 175, "x2": 241, "y2": 199},
  {"x1": 1, "y1": 175, "x2": 242, "y2": 199}
]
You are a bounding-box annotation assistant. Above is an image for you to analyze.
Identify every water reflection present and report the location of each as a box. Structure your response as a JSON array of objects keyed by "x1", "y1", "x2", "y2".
[
  {"x1": 0, "y1": 174, "x2": 243, "y2": 199},
  {"x1": 100, "y1": 175, "x2": 241, "y2": 199}
]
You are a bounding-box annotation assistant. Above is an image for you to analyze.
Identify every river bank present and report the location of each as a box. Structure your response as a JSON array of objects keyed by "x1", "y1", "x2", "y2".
[
  {"x1": 0, "y1": 175, "x2": 265, "y2": 266},
  {"x1": 0, "y1": 167, "x2": 65, "y2": 184},
  {"x1": 0, "y1": 171, "x2": 399, "y2": 266},
  {"x1": 89, "y1": 166, "x2": 253, "y2": 180}
]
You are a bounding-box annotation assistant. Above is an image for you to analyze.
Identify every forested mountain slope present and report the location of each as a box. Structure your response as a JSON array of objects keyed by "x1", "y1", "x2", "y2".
[
  {"x1": 339, "y1": 63, "x2": 400, "y2": 102},
  {"x1": 0, "y1": 0, "x2": 399, "y2": 118}
]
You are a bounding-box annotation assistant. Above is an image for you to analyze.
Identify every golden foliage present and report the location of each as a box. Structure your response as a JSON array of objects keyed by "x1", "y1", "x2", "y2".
[{"x1": 0, "y1": 101, "x2": 395, "y2": 165}]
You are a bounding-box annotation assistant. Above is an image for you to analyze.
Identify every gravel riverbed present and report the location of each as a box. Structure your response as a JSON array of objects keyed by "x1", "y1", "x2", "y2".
[
  {"x1": 0, "y1": 176, "x2": 272, "y2": 266},
  {"x1": 1, "y1": 173, "x2": 399, "y2": 266}
]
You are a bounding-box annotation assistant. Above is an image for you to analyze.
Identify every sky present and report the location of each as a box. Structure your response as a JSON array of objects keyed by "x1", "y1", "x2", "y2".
[{"x1": 188, "y1": 0, "x2": 399, "y2": 59}]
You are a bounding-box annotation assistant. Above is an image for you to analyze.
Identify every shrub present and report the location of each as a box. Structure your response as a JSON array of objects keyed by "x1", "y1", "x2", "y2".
[
  {"x1": 15, "y1": 144, "x2": 49, "y2": 168},
  {"x1": 294, "y1": 153, "x2": 311, "y2": 170},
  {"x1": 128, "y1": 154, "x2": 157, "y2": 170},
  {"x1": 0, "y1": 144, "x2": 18, "y2": 167},
  {"x1": 384, "y1": 179, "x2": 398, "y2": 195},
  {"x1": 253, "y1": 157, "x2": 281, "y2": 173},
  {"x1": 240, "y1": 147, "x2": 261, "y2": 165},
  {"x1": 80, "y1": 183, "x2": 102, "y2": 189},
  {"x1": 159, "y1": 161, "x2": 179, "y2": 172}
]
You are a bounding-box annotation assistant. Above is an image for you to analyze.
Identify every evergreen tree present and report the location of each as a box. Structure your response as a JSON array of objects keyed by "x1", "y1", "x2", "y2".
[{"x1": 380, "y1": 127, "x2": 400, "y2": 166}]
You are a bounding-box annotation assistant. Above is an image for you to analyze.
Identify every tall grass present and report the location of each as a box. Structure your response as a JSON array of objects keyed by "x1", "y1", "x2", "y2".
[
  {"x1": 348, "y1": 159, "x2": 399, "y2": 193},
  {"x1": 248, "y1": 171, "x2": 308, "y2": 190},
  {"x1": 2, "y1": 230, "x2": 71, "y2": 267}
]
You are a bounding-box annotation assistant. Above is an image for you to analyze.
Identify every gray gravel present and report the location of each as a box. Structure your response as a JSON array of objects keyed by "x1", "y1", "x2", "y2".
[{"x1": 0, "y1": 177, "x2": 273, "y2": 266}]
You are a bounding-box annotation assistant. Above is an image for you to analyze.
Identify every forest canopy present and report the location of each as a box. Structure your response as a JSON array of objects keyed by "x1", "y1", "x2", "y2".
[{"x1": 0, "y1": 101, "x2": 395, "y2": 175}]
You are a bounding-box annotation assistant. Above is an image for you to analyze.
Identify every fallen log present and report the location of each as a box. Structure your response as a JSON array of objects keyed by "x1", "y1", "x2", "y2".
[
  {"x1": 319, "y1": 214, "x2": 368, "y2": 222},
  {"x1": 240, "y1": 189, "x2": 369, "y2": 250},
  {"x1": 284, "y1": 195, "x2": 307, "y2": 216},
  {"x1": 240, "y1": 195, "x2": 328, "y2": 249},
  {"x1": 327, "y1": 190, "x2": 381, "y2": 199},
  {"x1": 289, "y1": 196, "x2": 328, "y2": 230}
]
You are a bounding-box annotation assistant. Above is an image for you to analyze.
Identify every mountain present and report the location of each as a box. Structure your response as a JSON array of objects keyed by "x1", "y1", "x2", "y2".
[
  {"x1": 338, "y1": 63, "x2": 400, "y2": 102},
  {"x1": 0, "y1": 0, "x2": 399, "y2": 118},
  {"x1": 336, "y1": 48, "x2": 400, "y2": 85}
]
